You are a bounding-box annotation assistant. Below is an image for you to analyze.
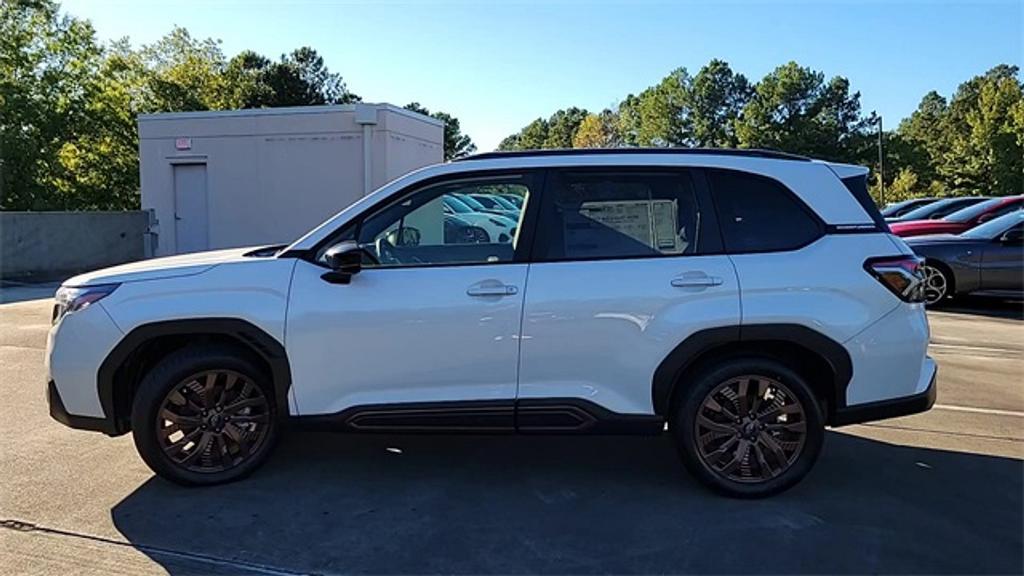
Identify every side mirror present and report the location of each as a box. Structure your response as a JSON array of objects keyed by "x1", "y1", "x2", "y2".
[
  {"x1": 999, "y1": 229, "x2": 1023, "y2": 245},
  {"x1": 321, "y1": 241, "x2": 363, "y2": 284},
  {"x1": 977, "y1": 212, "x2": 995, "y2": 224}
]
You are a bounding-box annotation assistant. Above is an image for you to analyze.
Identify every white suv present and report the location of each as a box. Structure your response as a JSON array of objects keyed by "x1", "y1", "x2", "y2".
[{"x1": 46, "y1": 149, "x2": 936, "y2": 497}]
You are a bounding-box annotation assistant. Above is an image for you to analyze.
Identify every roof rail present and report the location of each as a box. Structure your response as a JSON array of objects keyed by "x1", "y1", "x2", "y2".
[{"x1": 456, "y1": 147, "x2": 812, "y2": 162}]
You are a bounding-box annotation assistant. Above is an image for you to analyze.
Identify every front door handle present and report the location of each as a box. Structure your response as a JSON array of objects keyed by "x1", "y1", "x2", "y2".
[
  {"x1": 467, "y1": 284, "x2": 518, "y2": 297},
  {"x1": 671, "y1": 273, "x2": 723, "y2": 288}
]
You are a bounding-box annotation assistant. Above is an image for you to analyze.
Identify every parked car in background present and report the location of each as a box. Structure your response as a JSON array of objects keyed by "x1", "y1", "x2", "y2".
[
  {"x1": 465, "y1": 193, "x2": 520, "y2": 219},
  {"x1": 891, "y1": 196, "x2": 1022, "y2": 238},
  {"x1": 452, "y1": 192, "x2": 514, "y2": 218},
  {"x1": 907, "y1": 211, "x2": 1024, "y2": 305},
  {"x1": 45, "y1": 148, "x2": 935, "y2": 498},
  {"x1": 442, "y1": 195, "x2": 518, "y2": 242},
  {"x1": 444, "y1": 215, "x2": 491, "y2": 245},
  {"x1": 880, "y1": 198, "x2": 938, "y2": 219},
  {"x1": 887, "y1": 196, "x2": 989, "y2": 223},
  {"x1": 478, "y1": 194, "x2": 520, "y2": 212}
]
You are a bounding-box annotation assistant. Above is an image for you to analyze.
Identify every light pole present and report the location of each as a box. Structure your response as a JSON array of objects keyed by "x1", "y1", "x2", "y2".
[{"x1": 877, "y1": 115, "x2": 885, "y2": 206}]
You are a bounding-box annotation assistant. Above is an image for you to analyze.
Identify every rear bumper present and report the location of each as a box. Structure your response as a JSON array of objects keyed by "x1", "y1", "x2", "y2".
[
  {"x1": 832, "y1": 359, "x2": 937, "y2": 426},
  {"x1": 47, "y1": 380, "x2": 118, "y2": 435}
]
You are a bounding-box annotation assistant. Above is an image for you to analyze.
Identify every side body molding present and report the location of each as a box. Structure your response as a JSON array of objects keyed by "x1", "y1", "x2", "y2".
[
  {"x1": 97, "y1": 318, "x2": 292, "y2": 434},
  {"x1": 651, "y1": 324, "x2": 853, "y2": 419}
]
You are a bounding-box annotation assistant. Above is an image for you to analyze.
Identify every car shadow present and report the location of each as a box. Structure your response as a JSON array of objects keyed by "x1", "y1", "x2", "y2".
[
  {"x1": 110, "y1": 431, "x2": 1023, "y2": 575},
  {"x1": 0, "y1": 280, "x2": 61, "y2": 304},
  {"x1": 934, "y1": 297, "x2": 1024, "y2": 320}
]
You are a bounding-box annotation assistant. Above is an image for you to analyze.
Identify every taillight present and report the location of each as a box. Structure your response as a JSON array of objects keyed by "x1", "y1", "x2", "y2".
[{"x1": 865, "y1": 256, "x2": 926, "y2": 302}]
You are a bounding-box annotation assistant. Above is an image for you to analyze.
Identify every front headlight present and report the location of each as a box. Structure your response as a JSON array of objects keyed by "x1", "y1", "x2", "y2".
[{"x1": 53, "y1": 284, "x2": 119, "y2": 324}]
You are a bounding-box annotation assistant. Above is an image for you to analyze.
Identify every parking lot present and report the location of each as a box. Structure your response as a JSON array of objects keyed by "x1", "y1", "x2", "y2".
[{"x1": 1, "y1": 288, "x2": 1021, "y2": 575}]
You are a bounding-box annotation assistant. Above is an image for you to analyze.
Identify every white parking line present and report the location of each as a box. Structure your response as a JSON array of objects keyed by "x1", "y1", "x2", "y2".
[
  {"x1": 929, "y1": 342, "x2": 1021, "y2": 354},
  {"x1": 933, "y1": 404, "x2": 1024, "y2": 418}
]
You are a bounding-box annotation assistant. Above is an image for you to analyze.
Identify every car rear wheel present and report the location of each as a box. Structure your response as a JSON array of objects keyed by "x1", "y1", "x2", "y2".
[
  {"x1": 921, "y1": 264, "x2": 950, "y2": 305},
  {"x1": 672, "y1": 358, "x2": 824, "y2": 498},
  {"x1": 131, "y1": 345, "x2": 279, "y2": 486}
]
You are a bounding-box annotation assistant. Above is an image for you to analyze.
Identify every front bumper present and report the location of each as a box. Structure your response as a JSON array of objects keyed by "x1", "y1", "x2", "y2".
[
  {"x1": 47, "y1": 380, "x2": 118, "y2": 435},
  {"x1": 832, "y1": 362, "x2": 937, "y2": 426}
]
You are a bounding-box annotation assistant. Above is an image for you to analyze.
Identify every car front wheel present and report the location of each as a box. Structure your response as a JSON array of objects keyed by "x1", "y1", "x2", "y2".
[
  {"x1": 921, "y1": 264, "x2": 951, "y2": 305},
  {"x1": 672, "y1": 358, "x2": 824, "y2": 498},
  {"x1": 130, "y1": 345, "x2": 279, "y2": 486}
]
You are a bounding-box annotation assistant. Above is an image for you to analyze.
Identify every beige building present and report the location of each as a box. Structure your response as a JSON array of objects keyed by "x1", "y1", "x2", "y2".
[{"x1": 138, "y1": 103, "x2": 444, "y2": 256}]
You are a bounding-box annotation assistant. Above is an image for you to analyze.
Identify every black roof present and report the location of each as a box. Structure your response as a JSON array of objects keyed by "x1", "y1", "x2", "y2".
[{"x1": 456, "y1": 147, "x2": 811, "y2": 162}]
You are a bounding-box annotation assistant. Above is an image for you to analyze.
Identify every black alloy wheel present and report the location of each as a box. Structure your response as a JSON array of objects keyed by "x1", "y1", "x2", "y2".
[
  {"x1": 693, "y1": 375, "x2": 807, "y2": 483},
  {"x1": 155, "y1": 369, "x2": 272, "y2": 474},
  {"x1": 131, "y1": 345, "x2": 279, "y2": 486},
  {"x1": 673, "y1": 358, "x2": 824, "y2": 498}
]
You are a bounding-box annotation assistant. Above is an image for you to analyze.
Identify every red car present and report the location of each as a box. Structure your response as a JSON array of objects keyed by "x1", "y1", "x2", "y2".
[{"x1": 890, "y1": 196, "x2": 1023, "y2": 237}]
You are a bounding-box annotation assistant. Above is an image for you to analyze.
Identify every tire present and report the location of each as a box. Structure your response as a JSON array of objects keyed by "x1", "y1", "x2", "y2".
[
  {"x1": 130, "y1": 344, "x2": 279, "y2": 486},
  {"x1": 671, "y1": 357, "x2": 824, "y2": 498},
  {"x1": 921, "y1": 263, "x2": 953, "y2": 306}
]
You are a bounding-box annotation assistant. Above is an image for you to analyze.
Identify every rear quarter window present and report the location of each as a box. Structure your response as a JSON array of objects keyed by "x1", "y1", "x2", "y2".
[
  {"x1": 840, "y1": 173, "x2": 889, "y2": 230},
  {"x1": 708, "y1": 169, "x2": 823, "y2": 253}
]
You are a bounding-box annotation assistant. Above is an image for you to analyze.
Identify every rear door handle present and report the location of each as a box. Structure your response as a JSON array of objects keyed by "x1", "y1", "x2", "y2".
[
  {"x1": 671, "y1": 274, "x2": 723, "y2": 288},
  {"x1": 467, "y1": 284, "x2": 518, "y2": 297}
]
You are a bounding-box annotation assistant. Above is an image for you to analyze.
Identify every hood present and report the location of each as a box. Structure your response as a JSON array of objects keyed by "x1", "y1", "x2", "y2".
[
  {"x1": 889, "y1": 220, "x2": 967, "y2": 237},
  {"x1": 64, "y1": 246, "x2": 267, "y2": 287}
]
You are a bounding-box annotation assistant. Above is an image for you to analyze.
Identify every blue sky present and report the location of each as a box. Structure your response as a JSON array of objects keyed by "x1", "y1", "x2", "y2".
[{"x1": 63, "y1": 0, "x2": 1022, "y2": 151}]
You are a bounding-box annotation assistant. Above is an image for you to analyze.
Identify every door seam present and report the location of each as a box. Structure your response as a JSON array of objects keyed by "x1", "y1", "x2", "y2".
[{"x1": 512, "y1": 263, "x2": 532, "y2": 429}]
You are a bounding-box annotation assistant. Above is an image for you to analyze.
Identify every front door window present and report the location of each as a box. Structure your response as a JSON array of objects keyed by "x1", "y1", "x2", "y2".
[{"x1": 352, "y1": 177, "x2": 533, "y2": 268}]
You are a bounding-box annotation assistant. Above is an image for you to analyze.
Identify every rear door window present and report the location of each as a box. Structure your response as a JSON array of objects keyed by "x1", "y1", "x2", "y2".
[
  {"x1": 533, "y1": 170, "x2": 717, "y2": 261},
  {"x1": 708, "y1": 169, "x2": 822, "y2": 253}
]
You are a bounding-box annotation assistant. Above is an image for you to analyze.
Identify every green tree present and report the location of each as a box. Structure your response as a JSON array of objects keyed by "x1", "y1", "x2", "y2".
[
  {"x1": 46, "y1": 38, "x2": 148, "y2": 210},
  {"x1": 137, "y1": 26, "x2": 231, "y2": 112},
  {"x1": 689, "y1": 59, "x2": 751, "y2": 147},
  {"x1": 883, "y1": 167, "x2": 923, "y2": 203},
  {"x1": 887, "y1": 91, "x2": 949, "y2": 195},
  {"x1": 616, "y1": 93, "x2": 642, "y2": 146},
  {"x1": 1, "y1": 0, "x2": 107, "y2": 209},
  {"x1": 936, "y1": 65, "x2": 1023, "y2": 196},
  {"x1": 511, "y1": 118, "x2": 550, "y2": 150},
  {"x1": 229, "y1": 47, "x2": 359, "y2": 108},
  {"x1": 223, "y1": 50, "x2": 274, "y2": 108},
  {"x1": 498, "y1": 108, "x2": 591, "y2": 151},
  {"x1": 543, "y1": 107, "x2": 589, "y2": 148},
  {"x1": 736, "y1": 62, "x2": 874, "y2": 162},
  {"x1": 497, "y1": 133, "x2": 521, "y2": 151},
  {"x1": 619, "y1": 68, "x2": 691, "y2": 146},
  {"x1": 403, "y1": 102, "x2": 476, "y2": 160}
]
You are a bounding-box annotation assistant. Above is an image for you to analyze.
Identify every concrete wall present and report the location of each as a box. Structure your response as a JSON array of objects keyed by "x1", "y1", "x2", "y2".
[
  {"x1": 0, "y1": 211, "x2": 149, "y2": 280},
  {"x1": 139, "y1": 103, "x2": 444, "y2": 256}
]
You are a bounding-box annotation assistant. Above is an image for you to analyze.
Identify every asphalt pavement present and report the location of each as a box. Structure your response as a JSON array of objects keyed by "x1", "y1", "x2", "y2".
[{"x1": 1, "y1": 290, "x2": 1021, "y2": 575}]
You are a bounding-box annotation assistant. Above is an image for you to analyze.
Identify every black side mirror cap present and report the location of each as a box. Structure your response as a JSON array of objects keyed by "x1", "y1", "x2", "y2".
[{"x1": 321, "y1": 241, "x2": 363, "y2": 284}]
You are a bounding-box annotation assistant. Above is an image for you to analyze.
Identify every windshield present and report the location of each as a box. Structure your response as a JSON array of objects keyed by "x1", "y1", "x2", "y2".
[
  {"x1": 471, "y1": 195, "x2": 500, "y2": 209},
  {"x1": 942, "y1": 198, "x2": 1004, "y2": 223},
  {"x1": 960, "y1": 211, "x2": 1024, "y2": 239},
  {"x1": 443, "y1": 195, "x2": 472, "y2": 214},
  {"x1": 881, "y1": 199, "x2": 916, "y2": 216},
  {"x1": 456, "y1": 194, "x2": 488, "y2": 211},
  {"x1": 898, "y1": 197, "x2": 984, "y2": 221},
  {"x1": 882, "y1": 198, "x2": 934, "y2": 217}
]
